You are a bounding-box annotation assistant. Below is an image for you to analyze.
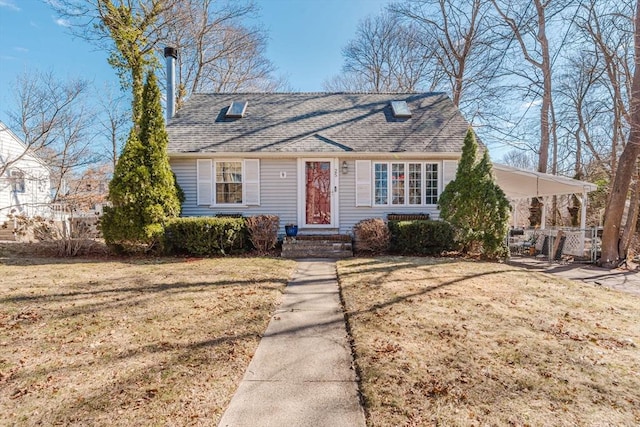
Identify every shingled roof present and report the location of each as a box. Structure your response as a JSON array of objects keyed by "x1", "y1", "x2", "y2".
[{"x1": 166, "y1": 92, "x2": 472, "y2": 154}]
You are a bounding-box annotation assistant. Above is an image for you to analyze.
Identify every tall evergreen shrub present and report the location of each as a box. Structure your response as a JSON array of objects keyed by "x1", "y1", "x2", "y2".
[
  {"x1": 101, "y1": 72, "x2": 182, "y2": 251},
  {"x1": 438, "y1": 128, "x2": 510, "y2": 259}
]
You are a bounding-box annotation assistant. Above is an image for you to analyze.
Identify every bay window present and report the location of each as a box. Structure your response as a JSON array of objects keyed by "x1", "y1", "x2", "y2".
[{"x1": 373, "y1": 162, "x2": 439, "y2": 206}]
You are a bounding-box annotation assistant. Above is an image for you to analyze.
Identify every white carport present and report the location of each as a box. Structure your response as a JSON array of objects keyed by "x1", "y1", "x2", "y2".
[
  {"x1": 493, "y1": 163, "x2": 597, "y2": 231},
  {"x1": 492, "y1": 164, "x2": 598, "y2": 258}
]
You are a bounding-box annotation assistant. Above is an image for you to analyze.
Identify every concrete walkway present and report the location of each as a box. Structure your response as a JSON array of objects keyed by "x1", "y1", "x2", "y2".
[{"x1": 218, "y1": 260, "x2": 366, "y2": 427}]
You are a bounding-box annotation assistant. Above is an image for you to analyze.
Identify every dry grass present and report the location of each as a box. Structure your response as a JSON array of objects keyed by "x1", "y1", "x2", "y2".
[
  {"x1": 338, "y1": 257, "x2": 640, "y2": 427},
  {"x1": 0, "y1": 255, "x2": 295, "y2": 426}
]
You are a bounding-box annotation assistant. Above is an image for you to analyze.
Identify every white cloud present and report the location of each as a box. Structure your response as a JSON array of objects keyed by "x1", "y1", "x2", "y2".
[
  {"x1": 45, "y1": 0, "x2": 62, "y2": 8},
  {"x1": 13, "y1": 46, "x2": 28, "y2": 53},
  {"x1": 0, "y1": 0, "x2": 20, "y2": 11},
  {"x1": 54, "y1": 17, "x2": 71, "y2": 27},
  {"x1": 520, "y1": 99, "x2": 542, "y2": 110}
]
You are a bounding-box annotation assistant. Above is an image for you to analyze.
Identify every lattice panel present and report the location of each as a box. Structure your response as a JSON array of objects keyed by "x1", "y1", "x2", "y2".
[{"x1": 563, "y1": 231, "x2": 584, "y2": 257}]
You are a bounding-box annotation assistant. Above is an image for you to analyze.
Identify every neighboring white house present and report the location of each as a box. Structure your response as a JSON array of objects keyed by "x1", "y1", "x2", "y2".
[{"x1": 0, "y1": 121, "x2": 51, "y2": 223}]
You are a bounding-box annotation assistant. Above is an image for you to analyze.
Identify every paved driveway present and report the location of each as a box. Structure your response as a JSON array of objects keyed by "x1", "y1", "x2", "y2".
[{"x1": 509, "y1": 257, "x2": 640, "y2": 297}]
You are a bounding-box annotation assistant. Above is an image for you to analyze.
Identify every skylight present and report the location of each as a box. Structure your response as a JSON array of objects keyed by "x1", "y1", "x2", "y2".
[
  {"x1": 390, "y1": 100, "x2": 411, "y2": 118},
  {"x1": 226, "y1": 100, "x2": 248, "y2": 118}
]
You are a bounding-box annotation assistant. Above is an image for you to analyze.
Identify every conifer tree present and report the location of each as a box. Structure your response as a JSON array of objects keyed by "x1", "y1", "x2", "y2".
[
  {"x1": 101, "y1": 72, "x2": 181, "y2": 251},
  {"x1": 438, "y1": 128, "x2": 510, "y2": 259}
]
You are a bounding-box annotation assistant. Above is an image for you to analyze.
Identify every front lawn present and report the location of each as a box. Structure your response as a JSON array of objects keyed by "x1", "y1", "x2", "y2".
[
  {"x1": 0, "y1": 256, "x2": 295, "y2": 426},
  {"x1": 338, "y1": 257, "x2": 640, "y2": 426}
]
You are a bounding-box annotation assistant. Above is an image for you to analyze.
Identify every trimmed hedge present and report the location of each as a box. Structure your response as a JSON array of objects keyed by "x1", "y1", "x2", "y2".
[
  {"x1": 164, "y1": 217, "x2": 247, "y2": 256},
  {"x1": 388, "y1": 220, "x2": 456, "y2": 255}
]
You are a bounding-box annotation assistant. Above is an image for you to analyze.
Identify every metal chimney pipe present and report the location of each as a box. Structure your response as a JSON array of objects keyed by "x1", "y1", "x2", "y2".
[{"x1": 164, "y1": 46, "x2": 177, "y2": 121}]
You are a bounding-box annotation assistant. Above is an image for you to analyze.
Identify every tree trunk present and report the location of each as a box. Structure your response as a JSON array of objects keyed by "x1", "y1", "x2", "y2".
[
  {"x1": 537, "y1": 0, "x2": 551, "y2": 174},
  {"x1": 599, "y1": 0, "x2": 640, "y2": 267},
  {"x1": 621, "y1": 161, "x2": 640, "y2": 255}
]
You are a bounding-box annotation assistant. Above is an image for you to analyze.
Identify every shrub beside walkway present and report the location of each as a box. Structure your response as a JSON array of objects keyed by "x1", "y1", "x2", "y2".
[{"x1": 218, "y1": 260, "x2": 366, "y2": 427}]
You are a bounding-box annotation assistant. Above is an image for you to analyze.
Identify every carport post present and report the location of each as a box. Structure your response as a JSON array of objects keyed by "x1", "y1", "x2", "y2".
[
  {"x1": 540, "y1": 197, "x2": 547, "y2": 229},
  {"x1": 580, "y1": 188, "x2": 588, "y2": 254}
]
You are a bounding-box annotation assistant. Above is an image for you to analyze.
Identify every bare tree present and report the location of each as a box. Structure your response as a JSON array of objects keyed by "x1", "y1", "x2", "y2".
[
  {"x1": 501, "y1": 149, "x2": 536, "y2": 170},
  {"x1": 4, "y1": 70, "x2": 97, "y2": 201},
  {"x1": 95, "y1": 84, "x2": 129, "y2": 171},
  {"x1": 51, "y1": 0, "x2": 179, "y2": 123},
  {"x1": 555, "y1": 53, "x2": 608, "y2": 177},
  {"x1": 159, "y1": 0, "x2": 285, "y2": 101},
  {"x1": 575, "y1": 0, "x2": 635, "y2": 180},
  {"x1": 391, "y1": 0, "x2": 499, "y2": 110},
  {"x1": 490, "y1": 0, "x2": 575, "y2": 174},
  {"x1": 325, "y1": 11, "x2": 435, "y2": 92},
  {"x1": 599, "y1": 0, "x2": 640, "y2": 267},
  {"x1": 52, "y1": 0, "x2": 285, "y2": 118}
]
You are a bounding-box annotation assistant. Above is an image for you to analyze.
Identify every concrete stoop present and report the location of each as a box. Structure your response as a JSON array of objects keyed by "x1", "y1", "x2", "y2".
[
  {"x1": 281, "y1": 236, "x2": 353, "y2": 259},
  {"x1": 0, "y1": 222, "x2": 16, "y2": 241}
]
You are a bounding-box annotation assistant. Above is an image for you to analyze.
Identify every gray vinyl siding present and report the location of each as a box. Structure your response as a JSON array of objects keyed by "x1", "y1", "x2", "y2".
[
  {"x1": 171, "y1": 157, "x2": 298, "y2": 232},
  {"x1": 171, "y1": 157, "x2": 447, "y2": 236},
  {"x1": 337, "y1": 159, "x2": 442, "y2": 235}
]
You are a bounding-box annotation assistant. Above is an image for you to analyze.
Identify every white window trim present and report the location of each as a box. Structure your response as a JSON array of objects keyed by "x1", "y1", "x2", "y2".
[
  {"x1": 213, "y1": 160, "x2": 244, "y2": 206},
  {"x1": 373, "y1": 161, "x2": 440, "y2": 207},
  {"x1": 196, "y1": 159, "x2": 260, "y2": 207},
  {"x1": 10, "y1": 169, "x2": 26, "y2": 193}
]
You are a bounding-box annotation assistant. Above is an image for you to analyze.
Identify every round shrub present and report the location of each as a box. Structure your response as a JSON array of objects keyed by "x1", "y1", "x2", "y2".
[{"x1": 354, "y1": 218, "x2": 390, "y2": 254}]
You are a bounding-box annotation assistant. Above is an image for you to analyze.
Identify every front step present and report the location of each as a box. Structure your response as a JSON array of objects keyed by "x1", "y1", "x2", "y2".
[
  {"x1": 0, "y1": 222, "x2": 16, "y2": 241},
  {"x1": 281, "y1": 235, "x2": 353, "y2": 259}
]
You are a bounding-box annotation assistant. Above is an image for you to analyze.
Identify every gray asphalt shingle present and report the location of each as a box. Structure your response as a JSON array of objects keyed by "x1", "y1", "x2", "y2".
[{"x1": 166, "y1": 92, "x2": 472, "y2": 154}]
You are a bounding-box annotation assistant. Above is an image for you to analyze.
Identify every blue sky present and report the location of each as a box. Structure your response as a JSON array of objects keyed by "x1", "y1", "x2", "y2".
[{"x1": 0, "y1": 0, "x2": 390, "y2": 124}]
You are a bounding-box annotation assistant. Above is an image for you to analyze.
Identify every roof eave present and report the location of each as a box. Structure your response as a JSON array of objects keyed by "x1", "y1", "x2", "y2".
[{"x1": 167, "y1": 151, "x2": 463, "y2": 159}]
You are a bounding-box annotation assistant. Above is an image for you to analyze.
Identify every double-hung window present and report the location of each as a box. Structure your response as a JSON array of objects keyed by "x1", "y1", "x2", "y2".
[
  {"x1": 408, "y1": 163, "x2": 422, "y2": 205},
  {"x1": 10, "y1": 170, "x2": 25, "y2": 193},
  {"x1": 373, "y1": 162, "x2": 439, "y2": 206},
  {"x1": 424, "y1": 163, "x2": 439, "y2": 205},
  {"x1": 197, "y1": 159, "x2": 260, "y2": 206},
  {"x1": 215, "y1": 161, "x2": 243, "y2": 204},
  {"x1": 374, "y1": 163, "x2": 388, "y2": 205},
  {"x1": 391, "y1": 163, "x2": 405, "y2": 204}
]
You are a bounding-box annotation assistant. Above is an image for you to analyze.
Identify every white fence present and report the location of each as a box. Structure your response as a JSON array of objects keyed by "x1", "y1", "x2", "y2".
[{"x1": 508, "y1": 227, "x2": 602, "y2": 263}]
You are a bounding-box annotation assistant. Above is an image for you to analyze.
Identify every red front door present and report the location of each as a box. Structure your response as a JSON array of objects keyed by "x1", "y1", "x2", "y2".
[{"x1": 305, "y1": 161, "x2": 331, "y2": 225}]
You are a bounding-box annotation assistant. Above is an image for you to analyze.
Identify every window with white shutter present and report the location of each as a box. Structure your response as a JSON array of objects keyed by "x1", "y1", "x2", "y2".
[
  {"x1": 244, "y1": 159, "x2": 260, "y2": 205},
  {"x1": 442, "y1": 160, "x2": 458, "y2": 191},
  {"x1": 196, "y1": 159, "x2": 212, "y2": 205},
  {"x1": 197, "y1": 159, "x2": 260, "y2": 206},
  {"x1": 355, "y1": 160, "x2": 372, "y2": 207}
]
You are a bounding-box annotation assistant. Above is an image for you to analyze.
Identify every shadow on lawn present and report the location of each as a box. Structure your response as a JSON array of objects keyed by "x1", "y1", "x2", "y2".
[
  {"x1": 2, "y1": 280, "x2": 283, "y2": 424},
  {"x1": 338, "y1": 257, "x2": 538, "y2": 316},
  {"x1": 23, "y1": 327, "x2": 261, "y2": 425},
  {"x1": 0, "y1": 253, "x2": 251, "y2": 267},
  {"x1": 0, "y1": 278, "x2": 286, "y2": 306}
]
